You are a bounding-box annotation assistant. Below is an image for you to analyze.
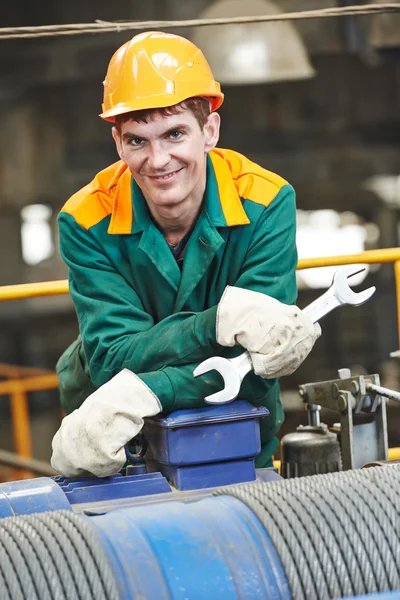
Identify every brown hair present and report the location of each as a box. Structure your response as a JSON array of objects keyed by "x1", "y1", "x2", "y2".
[{"x1": 114, "y1": 97, "x2": 211, "y2": 132}]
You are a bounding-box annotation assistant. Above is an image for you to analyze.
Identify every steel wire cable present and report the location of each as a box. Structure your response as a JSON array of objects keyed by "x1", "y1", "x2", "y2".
[
  {"x1": 281, "y1": 484, "x2": 354, "y2": 598},
  {"x1": 299, "y1": 476, "x2": 396, "y2": 594},
  {"x1": 33, "y1": 512, "x2": 91, "y2": 598},
  {"x1": 236, "y1": 491, "x2": 311, "y2": 599},
  {"x1": 242, "y1": 481, "x2": 364, "y2": 599},
  {"x1": 0, "y1": 4, "x2": 399, "y2": 40},
  {"x1": 51, "y1": 511, "x2": 118, "y2": 599},
  {"x1": 0, "y1": 524, "x2": 38, "y2": 599},
  {"x1": 277, "y1": 469, "x2": 399, "y2": 595},
  {"x1": 274, "y1": 481, "x2": 363, "y2": 599},
  {"x1": 17, "y1": 516, "x2": 79, "y2": 600},
  {"x1": 0, "y1": 536, "x2": 20, "y2": 600},
  {"x1": 0, "y1": 510, "x2": 120, "y2": 600},
  {"x1": 0, "y1": 563, "x2": 11, "y2": 600},
  {"x1": 2, "y1": 518, "x2": 61, "y2": 600},
  {"x1": 264, "y1": 491, "x2": 322, "y2": 598},
  {"x1": 287, "y1": 468, "x2": 400, "y2": 591},
  {"x1": 269, "y1": 483, "x2": 345, "y2": 598},
  {"x1": 314, "y1": 484, "x2": 377, "y2": 592},
  {"x1": 322, "y1": 480, "x2": 391, "y2": 590},
  {"x1": 1, "y1": 515, "x2": 89, "y2": 600},
  {"x1": 215, "y1": 465, "x2": 400, "y2": 600}
]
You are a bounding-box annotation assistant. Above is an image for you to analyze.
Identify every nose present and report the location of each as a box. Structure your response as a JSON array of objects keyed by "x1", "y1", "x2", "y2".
[{"x1": 147, "y1": 141, "x2": 170, "y2": 172}]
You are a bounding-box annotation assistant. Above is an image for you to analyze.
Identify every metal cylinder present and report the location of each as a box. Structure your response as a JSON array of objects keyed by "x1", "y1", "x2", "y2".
[
  {"x1": 216, "y1": 465, "x2": 400, "y2": 600},
  {"x1": 0, "y1": 477, "x2": 71, "y2": 518},
  {"x1": 281, "y1": 424, "x2": 342, "y2": 478},
  {"x1": 0, "y1": 466, "x2": 400, "y2": 599},
  {"x1": 91, "y1": 496, "x2": 290, "y2": 600}
]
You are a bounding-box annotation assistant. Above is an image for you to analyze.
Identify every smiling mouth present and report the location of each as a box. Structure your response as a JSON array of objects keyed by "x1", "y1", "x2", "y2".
[{"x1": 148, "y1": 168, "x2": 183, "y2": 181}]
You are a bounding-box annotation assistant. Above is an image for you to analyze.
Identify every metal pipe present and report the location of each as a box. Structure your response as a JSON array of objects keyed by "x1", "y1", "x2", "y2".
[
  {"x1": 0, "y1": 280, "x2": 69, "y2": 301},
  {"x1": 0, "y1": 374, "x2": 59, "y2": 395},
  {"x1": 367, "y1": 383, "x2": 400, "y2": 403},
  {"x1": 0, "y1": 248, "x2": 399, "y2": 302},
  {"x1": 297, "y1": 247, "x2": 400, "y2": 270},
  {"x1": 10, "y1": 389, "x2": 32, "y2": 468},
  {"x1": 306, "y1": 403, "x2": 321, "y2": 426},
  {"x1": 394, "y1": 259, "x2": 400, "y2": 348},
  {"x1": 0, "y1": 449, "x2": 56, "y2": 476}
]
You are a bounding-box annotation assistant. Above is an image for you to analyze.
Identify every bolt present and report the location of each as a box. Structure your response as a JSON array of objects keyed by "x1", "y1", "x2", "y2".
[
  {"x1": 331, "y1": 383, "x2": 339, "y2": 399},
  {"x1": 338, "y1": 394, "x2": 348, "y2": 412},
  {"x1": 350, "y1": 380, "x2": 359, "y2": 394}
]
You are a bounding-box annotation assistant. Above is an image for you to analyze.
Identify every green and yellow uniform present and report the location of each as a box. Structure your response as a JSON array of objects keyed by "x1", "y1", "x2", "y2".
[{"x1": 57, "y1": 148, "x2": 297, "y2": 466}]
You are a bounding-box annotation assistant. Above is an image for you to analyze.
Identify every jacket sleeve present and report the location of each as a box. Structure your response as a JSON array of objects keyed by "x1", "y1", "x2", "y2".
[
  {"x1": 58, "y1": 212, "x2": 220, "y2": 389},
  {"x1": 138, "y1": 351, "x2": 279, "y2": 413}
]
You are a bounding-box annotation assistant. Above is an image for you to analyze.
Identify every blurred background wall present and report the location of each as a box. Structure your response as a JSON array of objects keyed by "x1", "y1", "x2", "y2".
[{"x1": 0, "y1": 0, "x2": 399, "y2": 464}]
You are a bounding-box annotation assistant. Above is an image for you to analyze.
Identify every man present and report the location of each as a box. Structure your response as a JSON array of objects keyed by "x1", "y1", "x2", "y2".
[{"x1": 51, "y1": 31, "x2": 319, "y2": 478}]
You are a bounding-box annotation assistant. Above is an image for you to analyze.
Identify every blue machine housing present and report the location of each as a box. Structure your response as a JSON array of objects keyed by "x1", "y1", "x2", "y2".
[
  {"x1": 144, "y1": 400, "x2": 268, "y2": 465},
  {"x1": 144, "y1": 400, "x2": 269, "y2": 490},
  {"x1": 0, "y1": 400, "x2": 274, "y2": 517}
]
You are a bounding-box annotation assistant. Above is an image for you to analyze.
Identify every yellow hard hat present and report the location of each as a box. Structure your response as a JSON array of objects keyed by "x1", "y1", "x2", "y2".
[{"x1": 100, "y1": 31, "x2": 224, "y2": 122}]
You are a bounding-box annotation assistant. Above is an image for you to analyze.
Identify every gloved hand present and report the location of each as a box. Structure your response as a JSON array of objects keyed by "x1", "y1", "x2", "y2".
[
  {"x1": 217, "y1": 286, "x2": 321, "y2": 378},
  {"x1": 51, "y1": 369, "x2": 161, "y2": 478}
]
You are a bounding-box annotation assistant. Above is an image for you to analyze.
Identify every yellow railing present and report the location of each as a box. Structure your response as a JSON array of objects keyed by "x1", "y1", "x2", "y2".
[
  {"x1": 298, "y1": 248, "x2": 400, "y2": 346},
  {"x1": 1, "y1": 246, "x2": 400, "y2": 476},
  {"x1": 1, "y1": 247, "x2": 399, "y2": 336},
  {"x1": 0, "y1": 365, "x2": 59, "y2": 478}
]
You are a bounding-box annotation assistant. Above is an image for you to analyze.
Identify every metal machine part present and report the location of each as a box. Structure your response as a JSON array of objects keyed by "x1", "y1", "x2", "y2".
[
  {"x1": 217, "y1": 464, "x2": 400, "y2": 600},
  {"x1": 280, "y1": 424, "x2": 342, "y2": 478},
  {"x1": 0, "y1": 376, "x2": 398, "y2": 597},
  {"x1": 0, "y1": 401, "x2": 277, "y2": 518},
  {"x1": 299, "y1": 368, "x2": 389, "y2": 470},
  {"x1": 281, "y1": 397, "x2": 342, "y2": 478},
  {"x1": 193, "y1": 264, "x2": 376, "y2": 404},
  {"x1": 143, "y1": 400, "x2": 269, "y2": 490},
  {"x1": 1, "y1": 465, "x2": 400, "y2": 600}
]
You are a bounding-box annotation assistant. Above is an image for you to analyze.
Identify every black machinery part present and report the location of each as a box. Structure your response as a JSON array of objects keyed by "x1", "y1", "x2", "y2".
[{"x1": 280, "y1": 424, "x2": 342, "y2": 478}]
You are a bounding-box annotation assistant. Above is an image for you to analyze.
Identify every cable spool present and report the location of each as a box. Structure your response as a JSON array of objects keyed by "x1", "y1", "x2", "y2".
[{"x1": 215, "y1": 464, "x2": 400, "y2": 600}]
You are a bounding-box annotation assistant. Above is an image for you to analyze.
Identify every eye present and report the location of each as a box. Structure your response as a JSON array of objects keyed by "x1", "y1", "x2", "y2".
[
  {"x1": 129, "y1": 137, "x2": 144, "y2": 147},
  {"x1": 169, "y1": 130, "x2": 182, "y2": 140}
]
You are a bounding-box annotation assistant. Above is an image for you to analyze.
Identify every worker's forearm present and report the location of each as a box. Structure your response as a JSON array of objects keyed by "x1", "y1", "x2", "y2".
[
  {"x1": 139, "y1": 359, "x2": 231, "y2": 412},
  {"x1": 87, "y1": 305, "x2": 220, "y2": 388}
]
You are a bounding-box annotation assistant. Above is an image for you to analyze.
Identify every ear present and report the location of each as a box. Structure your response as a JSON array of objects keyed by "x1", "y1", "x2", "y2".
[
  {"x1": 112, "y1": 126, "x2": 124, "y2": 161},
  {"x1": 203, "y1": 112, "x2": 220, "y2": 153}
]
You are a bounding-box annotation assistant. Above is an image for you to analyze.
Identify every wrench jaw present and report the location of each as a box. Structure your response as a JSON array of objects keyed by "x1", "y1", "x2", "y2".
[
  {"x1": 193, "y1": 357, "x2": 242, "y2": 404},
  {"x1": 334, "y1": 265, "x2": 376, "y2": 306},
  {"x1": 345, "y1": 285, "x2": 376, "y2": 306}
]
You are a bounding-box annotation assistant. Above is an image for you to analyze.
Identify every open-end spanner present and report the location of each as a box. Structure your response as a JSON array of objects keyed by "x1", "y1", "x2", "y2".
[{"x1": 193, "y1": 265, "x2": 376, "y2": 404}]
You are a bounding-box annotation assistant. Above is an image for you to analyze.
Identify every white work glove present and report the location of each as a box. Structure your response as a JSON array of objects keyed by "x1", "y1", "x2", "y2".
[
  {"x1": 217, "y1": 286, "x2": 321, "y2": 378},
  {"x1": 51, "y1": 369, "x2": 161, "y2": 478}
]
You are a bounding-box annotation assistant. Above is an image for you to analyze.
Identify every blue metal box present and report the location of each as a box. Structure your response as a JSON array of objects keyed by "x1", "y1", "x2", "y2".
[
  {"x1": 143, "y1": 400, "x2": 269, "y2": 466},
  {"x1": 153, "y1": 458, "x2": 257, "y2": 490}
]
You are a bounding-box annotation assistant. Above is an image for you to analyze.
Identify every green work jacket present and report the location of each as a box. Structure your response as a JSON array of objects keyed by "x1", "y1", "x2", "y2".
[{"x1": 57, "y1": 148, "x2": 298, "y2": 466}]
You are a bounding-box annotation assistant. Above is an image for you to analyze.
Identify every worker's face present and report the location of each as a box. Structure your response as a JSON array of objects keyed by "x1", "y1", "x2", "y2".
[{"x1": 112, "y1": 109, "x2": 220, "y2": 215}]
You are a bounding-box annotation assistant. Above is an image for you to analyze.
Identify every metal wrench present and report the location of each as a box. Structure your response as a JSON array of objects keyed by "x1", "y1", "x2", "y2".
[{"x1": 193, "y1": 265, "x2": 376, "y2": 404}]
